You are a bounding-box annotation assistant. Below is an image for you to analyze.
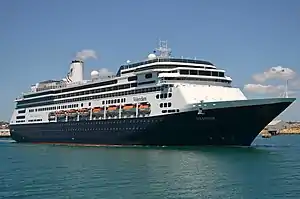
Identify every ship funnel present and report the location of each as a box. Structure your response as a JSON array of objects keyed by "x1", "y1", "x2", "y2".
[{"x1": 66, "y1": 60, "x2": 84, "y2": 83}]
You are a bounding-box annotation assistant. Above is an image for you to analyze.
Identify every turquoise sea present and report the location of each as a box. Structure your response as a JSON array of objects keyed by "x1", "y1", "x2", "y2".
[{"x1": 0, "y1": 135, "x2": 300, "y2": 199}]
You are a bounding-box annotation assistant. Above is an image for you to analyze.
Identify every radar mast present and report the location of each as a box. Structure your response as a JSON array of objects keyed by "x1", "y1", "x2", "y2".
[{"x1": 155, "y1": 40, "x2": 172, "y2": 58}]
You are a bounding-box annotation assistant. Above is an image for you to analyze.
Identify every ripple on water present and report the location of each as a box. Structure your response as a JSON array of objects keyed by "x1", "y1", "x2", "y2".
[{"x1": 0, "y1": 136, "x2": 300, "y2": 199}]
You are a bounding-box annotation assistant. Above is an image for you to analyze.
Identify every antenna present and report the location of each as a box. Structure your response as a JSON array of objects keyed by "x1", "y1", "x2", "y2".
[{"x1": 155, "y1": 39, "x2": 172, "y2": 58}]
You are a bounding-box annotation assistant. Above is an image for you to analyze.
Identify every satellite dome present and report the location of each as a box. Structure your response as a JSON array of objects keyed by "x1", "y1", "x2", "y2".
[
  {"x1": 91, "y1": 70, "x2": 99, "y2": 77},
  {"x1": 148, "y1": 53, "x2": 156, "y2": 60}
]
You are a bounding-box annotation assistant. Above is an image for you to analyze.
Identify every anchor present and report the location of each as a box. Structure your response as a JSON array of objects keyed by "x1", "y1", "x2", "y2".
[{"x1": 197, "y1": 100, "x2": 205, "y2": 115}]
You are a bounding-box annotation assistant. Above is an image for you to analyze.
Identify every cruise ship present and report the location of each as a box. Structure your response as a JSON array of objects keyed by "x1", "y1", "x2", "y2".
[{"x1": 9, "y1": 41, "x2": 296, "y2": 146}]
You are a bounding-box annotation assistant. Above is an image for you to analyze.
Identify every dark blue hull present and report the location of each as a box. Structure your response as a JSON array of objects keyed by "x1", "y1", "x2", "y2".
[{"x1": 9, "y1": 99, "x2": 294, "y2": 146}]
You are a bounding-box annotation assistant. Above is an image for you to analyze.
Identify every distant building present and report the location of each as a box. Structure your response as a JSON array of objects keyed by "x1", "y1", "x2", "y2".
[{"x1": 266, "y1": 120, "x2": 289, "y2": 135}]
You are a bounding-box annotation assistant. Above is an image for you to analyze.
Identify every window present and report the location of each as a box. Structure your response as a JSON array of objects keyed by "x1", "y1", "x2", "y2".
[
  {"x1": 16, "y1": 115, "x2": 25, "y2": 119},
  {"x1": 180, "y1": 70, "x2": 189, "y2": 75},
  {"x1": 128, "y1": 76, "x2": 137, "y2": 81},
  {"x1": 18, "y1": 110, "x2": 26, "y2": 114},
  {"x1": 168, "y1": 102, "x2": 171, "y2": 107},
  {"x1": 219, "y1": 72, "x2": 225, "y2": 77},
  {"x1": 212, "y1": 71, "x2": 218, "y2": 77},
  {"x1": 190, "y1": 70, "x2": 197, "y2": 75},
  {"x1": 156, "y1": 94, "x2": 159, "y2": 99},
  {"x1": 160, "y1": 103, "x2": 163, "y2": 108},
  {"x1": 145, "y1": 73, "x2": 152, "y2": 79},
  {"x1": 168, "y1": 93, "x2": 172, "y2": 98},
  {"x1": 199, "y1": 71, "x2": 211, "y2": 76}
]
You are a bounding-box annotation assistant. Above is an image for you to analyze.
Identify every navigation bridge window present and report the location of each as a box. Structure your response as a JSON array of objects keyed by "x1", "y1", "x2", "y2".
[
  {"x1": 180, "y1": 69, "x2": 225, "y2": 77},
  {"x1": 164, "y1": 77, "x2": 231, "y2": 84}
]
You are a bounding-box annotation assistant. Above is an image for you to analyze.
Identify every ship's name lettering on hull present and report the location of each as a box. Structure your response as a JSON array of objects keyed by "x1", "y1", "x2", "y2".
[
  {"x1": 133, "y1": 96, "x2": 147, "y2": 102},
  {"x1": 196, "y1": 116, "x2": 216, "y2": 121}
]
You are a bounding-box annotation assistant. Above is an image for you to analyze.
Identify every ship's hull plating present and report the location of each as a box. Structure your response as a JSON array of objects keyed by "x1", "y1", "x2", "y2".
[{"x1": 9, "y1": 98, "x2": 295, "y2": 146}]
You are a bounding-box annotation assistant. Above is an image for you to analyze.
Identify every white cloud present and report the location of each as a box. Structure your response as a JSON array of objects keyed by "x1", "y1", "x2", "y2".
[
  {"x1": 244, "y1": 84, "x2": 285, "y2": 94},
  {"x1": 253, "y1": 66, "x2": 296, "y2": 83},
  {"x1": 98, "y1": 68, "x2": 114, "y2": 77},
  {"x1": 75, "y1": 49, "x2": 97, "y2": 60}
]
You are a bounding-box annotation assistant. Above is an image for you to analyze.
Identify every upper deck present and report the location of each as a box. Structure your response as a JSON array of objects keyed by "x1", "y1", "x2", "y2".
[
  {"x1": 116, "y1": 57, "x2": 216, "y2": 76},
  {"x1": 18, "y1": 40, "x2": 228, "y2": 100}
]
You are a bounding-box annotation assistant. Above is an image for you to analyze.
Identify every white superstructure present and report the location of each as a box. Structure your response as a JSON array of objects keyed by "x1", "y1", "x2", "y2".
[{"x1": 11, "y1": 41, "x2": 247, "y2": 125}]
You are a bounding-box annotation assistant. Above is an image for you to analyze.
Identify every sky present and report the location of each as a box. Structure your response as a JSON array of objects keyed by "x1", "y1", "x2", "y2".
[{"x1": 0, "y1": 0, "x2": 299, "y2": 121}]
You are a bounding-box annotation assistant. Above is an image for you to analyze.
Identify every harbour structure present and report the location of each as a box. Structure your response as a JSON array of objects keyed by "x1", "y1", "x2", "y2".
[
  {"x1": 9, "y1": 41, "x2": 296, "y2": 146},
  {"x1": 266, "y1": 120, "x2": 289, "y2": 135}
]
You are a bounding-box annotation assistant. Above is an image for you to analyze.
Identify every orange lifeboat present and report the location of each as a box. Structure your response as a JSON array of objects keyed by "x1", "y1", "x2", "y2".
[
  {"x1": 139, "y1": 104, "x2": 150, "y2": 109},
  {"x1": 122, "y1": 104, "x2": 135, "y2": 110},
  {"x1": 92, "y1": 107, "x2": 104, "y2": 116},
  {"x1": 55, "y1": 110, "x2": 66, "y2": 118},
  {"x1": 106, "y1": 105, "x2": 119, "y2": 117},
  {"x1": 107, "y1": 106, "x2": 118, "y2": 111},
  {"x1": 121, "y1": 104, "x2": 136, "y2": 116},
  {"x1": 66, "y1": 109, "x2": 77, "y2": 117},
  {"x1": 78, "y1": 108, "x2": 90, "y2": 116},
  {"x1": 92, "y1": 107, "x2": 103, "y2": 113}
]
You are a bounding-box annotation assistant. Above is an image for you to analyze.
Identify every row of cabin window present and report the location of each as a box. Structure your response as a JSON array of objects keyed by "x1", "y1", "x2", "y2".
[
  {"x1": 28, "y1": 119, "x2": 42, "y2": 122},
  {"x1": 160, "y1": 102, "x2": 172, "y2": 108},
  {"x1": 17, "y1": 110, "x2": 26, "y2": 114},
  {"x1": 179, "y1": 69, "x2": 225, "y2": 77},
  {"x1": 156, "y1": 93, "x2": 172, "y2": 99},
  {"x1": 16, "y1": 120, "x2": 25, "y2": 123},
  {"x1": 104, "y1": 98, "x2": 126, "y2": 105},
  {"x1": 162, "y1": 109, "x2": 179, "y2": 113},
  {"x1": 19, "y1": 82, "x2": 137, "y2": 105},
  {"x1": 59, "y1": 119, "x2": 162, "y2": 126},
  {"x1": 29, "y1": 103, "x2": 79, "y2": 112},
  {"x1": 163, "y1": 77, "x2": 231, "y2": 83},
  {"x1": 17, "y1": 86, "x2": 163, "y2": 109},
  {"x1": 21, "y1": 78, "x2": 151, "y2": 106},
  {"x1": 121, "y1": 64, "x2": 215, "y2": 75},
  {"x1": 24, "y1": 79, "x2": 118, "y2": 99},
  {"x1": 120, "y1": 58, "x2": 214, "y2": 71},
  {"x1": 27, "y1": 98, "x2": 126, "y2": 113}
]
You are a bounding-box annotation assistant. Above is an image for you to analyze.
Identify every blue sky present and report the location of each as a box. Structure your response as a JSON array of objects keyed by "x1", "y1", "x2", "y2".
[{"x1": 1, "y1": 0, "x2": 299, "y2": 121}]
